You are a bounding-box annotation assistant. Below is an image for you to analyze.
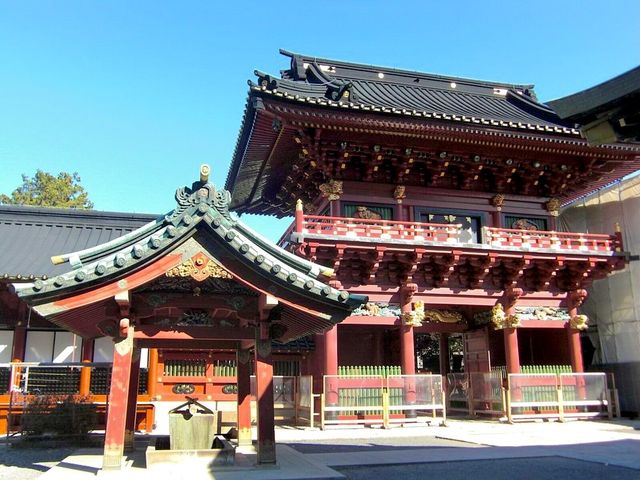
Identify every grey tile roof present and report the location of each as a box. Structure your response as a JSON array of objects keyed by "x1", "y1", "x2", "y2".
[
  {"x1": 548, "y1": 66, "x2": 640, "y2": 144},
  {"x1": 0, "y1": 205, "x2": 157, "y2": 280},
  {"x1": 11, "y1": 172, "x2": 367, "y2": 341},
  {"x1": 252, "y1": 49, "x2": 577, "y2": 133}
]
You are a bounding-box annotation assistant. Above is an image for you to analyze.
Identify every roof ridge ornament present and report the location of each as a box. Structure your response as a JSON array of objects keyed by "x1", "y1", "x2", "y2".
[{"x1": 166, "y1": 164, "x2": 233, "y2": 224}]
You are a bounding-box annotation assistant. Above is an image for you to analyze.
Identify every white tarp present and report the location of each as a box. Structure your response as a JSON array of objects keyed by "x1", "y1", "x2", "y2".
[{"x1": 560, "y1": 174, "x2": 640, "y2": 365}]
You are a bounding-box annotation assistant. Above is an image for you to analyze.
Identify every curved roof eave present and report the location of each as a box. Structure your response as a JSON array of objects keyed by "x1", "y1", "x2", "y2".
[{"x1": 13, "y1": 169, "x2": 366, "y2": 326}]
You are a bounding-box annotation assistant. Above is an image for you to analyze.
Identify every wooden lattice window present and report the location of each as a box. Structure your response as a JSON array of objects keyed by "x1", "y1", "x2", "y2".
[{"x1": 415, "y1": 208, "x2": 483, "y2": 243}]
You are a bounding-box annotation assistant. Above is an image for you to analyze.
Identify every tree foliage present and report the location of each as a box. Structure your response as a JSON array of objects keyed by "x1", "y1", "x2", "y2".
[{"x1": 0, "y1": 170, "x2": 93, "y2": 208}]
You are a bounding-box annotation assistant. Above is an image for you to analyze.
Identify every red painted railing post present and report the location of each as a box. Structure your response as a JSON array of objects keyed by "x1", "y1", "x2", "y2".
[
  {"x1": 295, "y1": 199, "x2": 304, "y2": 234},
  {"x1": 614, "y1": 223, "x2": 624, "y2": 252}
]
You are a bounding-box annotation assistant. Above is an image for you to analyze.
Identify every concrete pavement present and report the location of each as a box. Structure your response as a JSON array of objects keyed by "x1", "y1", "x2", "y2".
[{"x1": 36, "y1": 419, "x2": 640, "y2": 479}]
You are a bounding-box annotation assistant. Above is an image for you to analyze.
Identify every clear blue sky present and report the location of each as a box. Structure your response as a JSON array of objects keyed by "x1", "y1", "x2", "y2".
[{"x1": 1, "y1": 1, "x2": 639, "y2": 240}]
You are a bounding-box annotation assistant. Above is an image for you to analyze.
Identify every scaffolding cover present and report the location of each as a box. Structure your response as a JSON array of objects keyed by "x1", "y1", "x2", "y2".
[{"x1": 560, "y1": 174, "x2": 640, "y2": 365}]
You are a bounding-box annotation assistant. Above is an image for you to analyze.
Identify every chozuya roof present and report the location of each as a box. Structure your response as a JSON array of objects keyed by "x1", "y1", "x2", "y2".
[
  {"x1": 251, "y1": 49, "x2": 575, "y2": 133},
  {"x1": 12, "y1": 166, "x2": 366, "y2": 341}
]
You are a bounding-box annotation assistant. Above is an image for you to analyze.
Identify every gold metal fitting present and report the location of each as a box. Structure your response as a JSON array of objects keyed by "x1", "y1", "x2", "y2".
[{"x1": 200, "y1": 164, "x2": 211, "y2": 182}]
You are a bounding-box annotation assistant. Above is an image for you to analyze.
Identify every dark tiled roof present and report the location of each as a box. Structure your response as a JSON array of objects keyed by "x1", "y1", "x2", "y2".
[
  {"x1": 12, "y1": 172, "x2": 367, "y2": 341},
  {"x1": 224, "y1": 50, "x2": 591, "y2": 214},
  {"x1": 252, "y1": 49, "x2": 576, "y2": 133},
  {"x1": 0, "y1": 205, "x2": 157, "y2": 280},
  {"x1": 548, "y1": 66, "x2": 640, "y2": 144}
]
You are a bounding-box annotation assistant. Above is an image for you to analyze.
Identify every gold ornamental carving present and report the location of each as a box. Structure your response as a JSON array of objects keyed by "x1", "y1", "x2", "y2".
[
  {"x1": 393, "y1": 185, "x2": 406, "y2": 204},
  {"x1": 319, "y1": 180, "x2": 343, "y2": 201},
  {"x1": 569, "y1": 314, "x2": 589, "y2": 331},
  {"x1": 166, "y1": 252, "x2": 233, "y2": 282},
  {"x1": 424, "y1": 309, "x2": 463, "y2": 323},
  {"x1": 401, "y1": 311, "x2": 423, "y2": 327},
  {"x1": 491, "y1": 303, "x2": 521, "y2": 329},
  {"x1": 491, "y1": 194, "x2": 505, "y2": 211},
  {"x1": 365, "y1": 303, "x2": 381, "y2": 316},
  {"x1": 401, "y1": 300, "x2": 463, "y2": 327},
  {"x1": 546, "y1": 198, "x2": 561, "y2": 217}
]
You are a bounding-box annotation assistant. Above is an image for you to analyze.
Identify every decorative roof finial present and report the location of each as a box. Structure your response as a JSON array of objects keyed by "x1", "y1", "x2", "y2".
[{"x1": 200, "y1": 164, "x2": 211, "y2": 183}]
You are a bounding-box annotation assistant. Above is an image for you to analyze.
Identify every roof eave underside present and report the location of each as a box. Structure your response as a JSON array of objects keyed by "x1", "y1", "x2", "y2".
[{"x1": 226, "y1": 92, "x2": 640, "y2": 215}]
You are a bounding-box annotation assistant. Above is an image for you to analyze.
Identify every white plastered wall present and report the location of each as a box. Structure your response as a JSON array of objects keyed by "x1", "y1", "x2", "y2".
[{"x1": 0, "y1": 330, "x2": 14, "y2": 363}]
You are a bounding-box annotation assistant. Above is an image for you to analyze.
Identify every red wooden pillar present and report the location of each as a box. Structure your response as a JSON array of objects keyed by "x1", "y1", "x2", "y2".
[
  {"x1": 503, "y1": 290, "x2": 522, "y2": 374},
  {"x1": 313, "y1": 332, "x2": 326, "y2": 394},
  {"x1": 503, "y1": 328, "x2": 520, "y2": 374},
  {"x1": 236, "y1": 346, "x2": 252, "y2": 446},
  {"x1": 10, "y1": 305, "x2": 28, "y2": 392},
  {"x1": 254, "y1": 322, "x2": 275, "y2": 464},
  {"x1": 147, "y1": 348, "x2": 158, "y2": 400},
  {"x1": 11, "y1": 324, "x2": 27, "y2": 363},
  {"x1": 400, "y1": 327, "x2": 415, "y2": 375},
  {"x1": 439, "y1": 333, "x2": 450, "y2": 375},
  {"x1": 400, "y1": 285, "x2": 417, "y2": 416},
  {"x1": 329, "y1": 199, "x2": 341, "y2": 218},
  {"x1": 102, "y1": 326, "x2": 134, "y2": 470},
  {"x1": 400, "y1": 285, "x2": 417, "y2": 375},
  {"x1": 567, "y1": 291, "x2": 587, "y2": 373},
  {"x1": 79, "y1": 339, "x2": 94, "y2": 396},
  {"x1": 566, "y1": 326, "x2": 584, "y2": 373},
  {"x1": 324, "y1": 325, "x2": 339, "y2": 408},
  {"x1": 124, "y1": 348, "x2": 141, "y2": 452},
  {"x1": 10, "y1": 324, "x2": 27, "y2": 392},
  {"x1": 566, "y1": 289, "x2": 588, "y2": 404}
]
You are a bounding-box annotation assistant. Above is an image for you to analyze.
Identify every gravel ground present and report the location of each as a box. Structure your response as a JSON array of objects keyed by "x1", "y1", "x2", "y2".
[
  {"x1": 336, "y1": 457, "x2": 640, "y2": 480},
  {"x1": 0, "y1": 444, "x2": 74, "y2": 480}
]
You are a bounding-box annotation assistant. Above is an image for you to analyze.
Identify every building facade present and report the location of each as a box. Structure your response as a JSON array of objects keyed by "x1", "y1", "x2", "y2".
[
  {"x1": 226, "y1": 50, "x2": 639, "y2": 385},
  {"x1": 2, "y1": 51, "x2": 640, "y2": 437}
]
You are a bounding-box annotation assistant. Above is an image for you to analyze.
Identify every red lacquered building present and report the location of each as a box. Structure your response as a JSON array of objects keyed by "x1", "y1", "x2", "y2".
[{"x1": 226, "y1": 50, "x2": 639, "y2": 383}]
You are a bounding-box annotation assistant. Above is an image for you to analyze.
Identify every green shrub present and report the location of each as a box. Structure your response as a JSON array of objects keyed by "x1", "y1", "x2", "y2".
[{"x1": 22, "y1": 395, "x2": 97, "y2": 441}]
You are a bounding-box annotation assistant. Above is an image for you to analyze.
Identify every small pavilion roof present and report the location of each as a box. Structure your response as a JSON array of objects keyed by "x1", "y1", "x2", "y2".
[{"x1": 12, "y1": 168, "x2": 366, "y2": 341}]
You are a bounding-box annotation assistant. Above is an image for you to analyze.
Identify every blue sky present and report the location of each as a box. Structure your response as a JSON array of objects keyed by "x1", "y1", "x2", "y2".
[{"x1": 1, "y1": 1, "x2": 639, "y2": 240}]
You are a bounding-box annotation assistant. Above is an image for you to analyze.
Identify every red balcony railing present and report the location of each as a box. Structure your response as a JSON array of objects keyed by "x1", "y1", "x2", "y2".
[
  {"x1": 484, "y1": 227, "x2": 621, "y2": 253},
  {"x1": 298, "y1": 215, "x2": 460, "y2": 242},
  {"x1": 278, "y1": 211, "x2": 623, "y2": 255}
]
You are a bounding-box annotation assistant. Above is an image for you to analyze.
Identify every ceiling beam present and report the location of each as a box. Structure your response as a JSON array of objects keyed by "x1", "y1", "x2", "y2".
[{"x1": 134, "y1": 324, "x2": 256, "y2": 341}]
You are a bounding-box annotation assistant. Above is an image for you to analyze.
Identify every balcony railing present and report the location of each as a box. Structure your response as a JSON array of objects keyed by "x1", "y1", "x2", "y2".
[
  {"x1": 484, "y1": 227, "x2": 621, "y2": 253},
  {"x1": 299, "y1": 215, "x2": 460, "y2": 242},
  {"x1": 280, "y1": 212, "x2": 623, "y2": 254}
]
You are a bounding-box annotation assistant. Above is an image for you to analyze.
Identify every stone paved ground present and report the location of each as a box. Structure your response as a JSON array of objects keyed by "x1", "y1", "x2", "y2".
[
  {"x1": 336, "y1": 457, "x2": 640, "y2": 480},
  {"x1": 0, "y1": 444, "x2": 74, "y2": 480},
  {"x1": 3, "y1": 419, "x2": 640, "y2": 479},
  {"x1": 286, "y1": 434, "x2": 469, "y2": 453}
]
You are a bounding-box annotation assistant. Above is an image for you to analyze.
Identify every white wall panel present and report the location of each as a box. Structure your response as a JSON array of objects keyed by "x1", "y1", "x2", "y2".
[
  {"x1": 0, "y1": 330, "x2": 14, "y2": 363},
  {"x1": 140, "y1": 348, "x2": 149, "y2": 368},
  {"x1": 25, "y1": 331, "x2": 54, "y2": 362},
  {"x1": 53, "y1": 331, "x2": 79, "y2": 363},
  {"x1": 93, "y1": 337, "x2": 114, "y2": 362}
]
